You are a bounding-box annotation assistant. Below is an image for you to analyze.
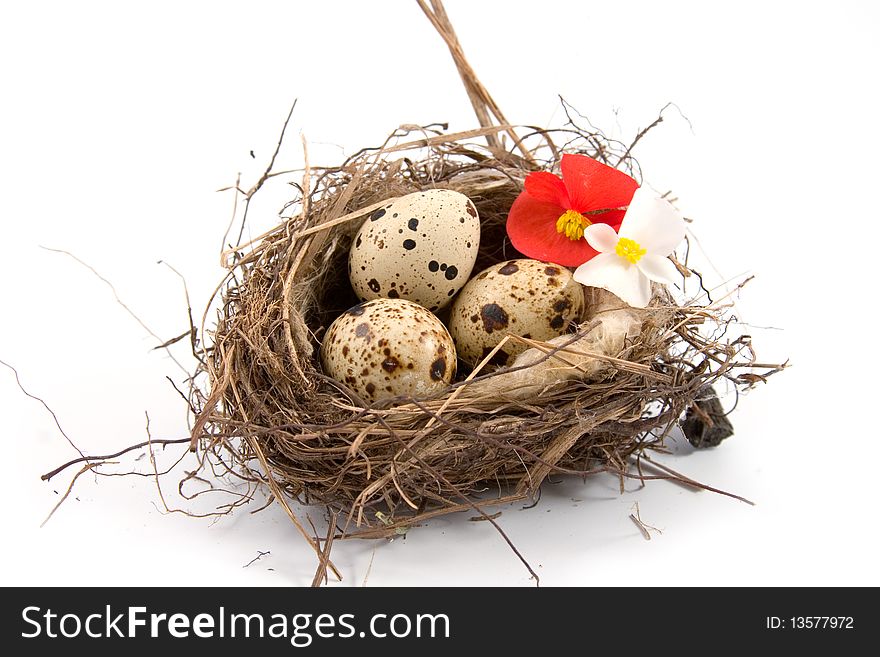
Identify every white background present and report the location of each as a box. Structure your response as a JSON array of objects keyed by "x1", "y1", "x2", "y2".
[{"x1": 1, "y1": 0, "x2": 877, "y2": 587}]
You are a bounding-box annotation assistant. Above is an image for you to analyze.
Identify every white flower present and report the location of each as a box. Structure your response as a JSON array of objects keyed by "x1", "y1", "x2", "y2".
[{"x1": 573, "y1": 186, "x2": 686, "y2": 308}]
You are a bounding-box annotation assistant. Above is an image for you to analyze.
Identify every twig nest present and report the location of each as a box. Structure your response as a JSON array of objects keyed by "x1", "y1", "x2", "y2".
[
  {"x1": 45, "y1": 0, "x2": 784, "y2": 582},
  {"x1": 193, "y1": 124, "x2": 779, "y2": 541},
  {"x1": 320, "y1": 298, "x2": 456, "y2": 403}
]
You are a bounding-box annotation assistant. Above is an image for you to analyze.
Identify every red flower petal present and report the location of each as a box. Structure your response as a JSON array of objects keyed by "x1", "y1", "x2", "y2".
[
  {"x1": 507, "y1": 192, "x2": 603, "y2": 267},
  {"x1": 523, "y1": 171, "x2": 570, "y2": 207},
  {"x1": 560, "y1": 153, "x2": 639, "y2": 214}
]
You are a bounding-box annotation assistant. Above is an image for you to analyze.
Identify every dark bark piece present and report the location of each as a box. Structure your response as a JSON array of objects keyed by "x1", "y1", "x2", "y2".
[{"x1": 681, "y1": 386, "x2": 734, "y2": 448}]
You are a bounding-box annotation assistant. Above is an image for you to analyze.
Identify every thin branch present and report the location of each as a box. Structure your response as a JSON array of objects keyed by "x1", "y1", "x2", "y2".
[
  {"x1": 39, "y1": 247, "x2": 189, "y2": 377},
  {"x1": 311, "y1": 509, "x2": 339, "y2": 588},
  {"x1": 247, "y1": 99, "x2": 298, "y2": 199},
  {"x1": 41, "y1": 437, "x2": 192, "y2": 482},
  {"x1": 41, "y1": 462, "x2": 104, "y2": 527},
  {"x1": 1, "y1": 358, "x2": 85, "y2": 459},
  {"x1": 243, "y1": 550, "x2": 271, "y2": 568}
]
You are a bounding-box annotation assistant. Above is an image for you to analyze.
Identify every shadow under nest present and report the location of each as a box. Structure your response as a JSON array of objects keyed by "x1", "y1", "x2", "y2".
[{"x1": 188, "y1": 122, "x2": 777, "y2": 545}]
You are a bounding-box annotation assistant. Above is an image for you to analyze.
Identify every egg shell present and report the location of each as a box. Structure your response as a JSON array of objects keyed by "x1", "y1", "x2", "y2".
[
  {"x1": 448, "y1": 259, "x2": 585, "y2": 367},
  {"x1": 320, "y1": 298, "x2": 457, "y2": 403},
  {"x1": 348, "y1": 189, "x2": 480, "y2": 312}
]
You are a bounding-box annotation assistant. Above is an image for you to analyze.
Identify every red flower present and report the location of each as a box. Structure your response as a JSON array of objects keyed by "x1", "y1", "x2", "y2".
[{"x1": 506, "y1": 153, "x2": 639, "y2": 267}]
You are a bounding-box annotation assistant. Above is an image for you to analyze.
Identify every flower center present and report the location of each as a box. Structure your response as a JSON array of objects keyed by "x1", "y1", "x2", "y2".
[
  {"x1": 556, "y1": 210, "x2": 591, "y2": 241},
  {"x1": 615, "y1": 237, "x2": 647, "y2": 264}
]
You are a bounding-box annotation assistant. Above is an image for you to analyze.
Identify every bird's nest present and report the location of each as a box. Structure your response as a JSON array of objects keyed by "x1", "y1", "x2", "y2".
[
  {"x1": 178, "y1": 116, "x2": 781, "y2": 581},
  {"x1": 39, "y1": 1, "x2": 784, "y2": 584}
]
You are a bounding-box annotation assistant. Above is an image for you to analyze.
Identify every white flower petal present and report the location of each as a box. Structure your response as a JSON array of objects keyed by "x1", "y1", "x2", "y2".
[
  {"x1": 638, "y1": 254, "x2": 681, "y2": 286},
  {"x1": 584, "y1": 222, "x2": 619, "y2": 253},
  {"x1": 619, "y1": 186, "x2": 686, "y2": 255},
  {"x1": 573, "y1": 253, "x2": 653, "y2": 308}
]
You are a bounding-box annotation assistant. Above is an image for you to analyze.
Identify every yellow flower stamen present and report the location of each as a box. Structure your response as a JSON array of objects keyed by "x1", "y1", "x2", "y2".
[
  {"x1": 615, "y1": 237, "x2": 647, "y2": 264},
  {"x1": 555, "y1": 209, "x2": 591, "y2": 241}
]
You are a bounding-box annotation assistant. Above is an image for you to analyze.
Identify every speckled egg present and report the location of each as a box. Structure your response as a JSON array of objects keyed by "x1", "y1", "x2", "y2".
[
  {"x1": 448, "y1": 259, "x2": 585, "y2": 367},
  {"x1": 320, "y1": 298, "x2": 457, "y2": 403},
  {"x1": 348, "y1": 189, "x2": 480, "y2": 312}
]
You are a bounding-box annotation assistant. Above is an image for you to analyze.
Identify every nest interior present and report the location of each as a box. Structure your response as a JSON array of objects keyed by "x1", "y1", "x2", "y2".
[{"x1": 188, "y1": 121, "x2": 779, "y2": 541}]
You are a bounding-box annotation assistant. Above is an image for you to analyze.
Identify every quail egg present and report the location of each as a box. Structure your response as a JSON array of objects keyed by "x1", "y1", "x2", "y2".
[
  {"x1": 348, "y1": 189, "x2": 480, "y2": 312},
  {"x1": 321, "y1": 298, "x2": 457, "y2": 403},
  {"x1": 448, "y1": 259, "x2": 585, "y2": 367}
]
